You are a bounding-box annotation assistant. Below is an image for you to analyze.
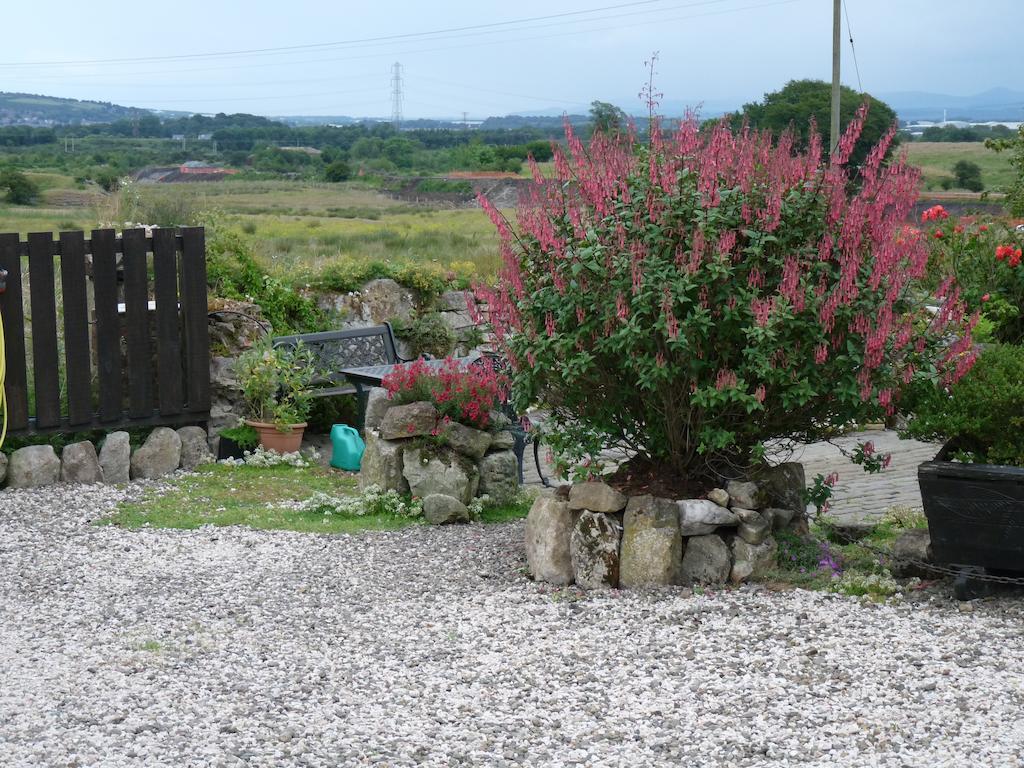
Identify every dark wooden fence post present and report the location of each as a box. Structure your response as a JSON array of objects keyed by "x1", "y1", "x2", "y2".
[{"x1": 0, "y1": 227, "x2": 211, "y2": 435}]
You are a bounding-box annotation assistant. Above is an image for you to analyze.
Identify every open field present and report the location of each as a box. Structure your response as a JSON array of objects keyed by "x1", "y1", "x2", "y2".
[{"x1": 903, "y1": 141, "x2": 1014, "y2": 192}]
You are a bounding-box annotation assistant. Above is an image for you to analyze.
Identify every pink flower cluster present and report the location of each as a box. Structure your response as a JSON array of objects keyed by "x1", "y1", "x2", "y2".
[{"x1": 382, "y1": 357, "x2": 508, "y2": 430}]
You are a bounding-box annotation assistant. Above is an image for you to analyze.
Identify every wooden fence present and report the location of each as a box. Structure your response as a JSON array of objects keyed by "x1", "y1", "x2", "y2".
[{"x1": 0, "y1": 227, "x2": 210, "y2": 435}]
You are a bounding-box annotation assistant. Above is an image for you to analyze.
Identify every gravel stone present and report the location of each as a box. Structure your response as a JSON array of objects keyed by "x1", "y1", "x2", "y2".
[{"x1": 1, "y1": 483, "x2": 1022, "y2": 767}]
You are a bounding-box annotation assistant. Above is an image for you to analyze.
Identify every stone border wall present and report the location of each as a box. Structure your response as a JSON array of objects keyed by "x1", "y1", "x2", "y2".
[{"x1": 526, "y1": 464, "x2": 806, "y2": 589}]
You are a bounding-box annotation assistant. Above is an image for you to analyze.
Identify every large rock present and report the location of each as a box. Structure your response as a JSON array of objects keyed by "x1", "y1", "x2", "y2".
[
  {"x1": 358, "y1": 431, "x2": 408, "y2": 493},
  {"x1": 319, "y1": 278, "x2": 416, "y2": 328},
  {"x1": 570, "y1": 511, "x2": 622, "y2": 589},
  {"x1": 763, "y1": 507, "x2": 796, "y2": 532},
  {"x1": 477, "y1": 449, "x2": 519, "y2": 503},
  {"x1": 60, "y1": 441, "x2": 104, "y2": 484},
  {"x1": 177, "y1": 426, "x2": 213, "y2": 470},
  {"x1": 679, "y1": 534, "x2": 731, "y2": 586},
  {"x1": 731, "y1": 536, "x2": 778, "y2": 584},
  {"x1": 525, "y1": 497, "x2": 574, "y2": 585},
  {"x1": 444, "y1": 422, "x2": 492, "y2": 460},
  {"x1": 363, "y1": 387, "x2": 393, "y2": 431},
  {"x1": 707, "y1": 488, "x2": 731, "y2": 508},
  {"x1": 620, "y1": 495, "x2": 682, "y2": 588},
  {"x1": 7, "y1": 445, "x2": 61, "y2": 489},
  {"x1": 130, "y1": 427, "x2": 182, "y2": 480},
  {"x1": 754, "y1": 462, "x2": 806, "y2": 514},
  {"x1": 734, "y1": 508, "x2": 771, "y2": 545},
  {"x1": 422, "y1": 493, "x2": 470, "y2": 525},
  {"x1": 439, "y1": 289, "x2": 474, "y2": 312},
  {"x1": 403, "y1": 448, "x2": 478, "y2": 505},
  {"x1": 678, "y1": 499, "x2": 738, "y2": 536},
  {"x1": 568, "y1": 481, "x2": 627, "y2": 513},
  {"x1": 490, "y1": 430, "x2": 516, "y2": 451},
  {"x1": 726, "y1": 480, "x2": 764, "y2": 510},
  {"x1": 379, "y1": 401, "x2": 439, "y2": 440},
  {"x1": 891, "y1": 529, "x2": 933, "y2": 578},
  {"x1": 0, "y1": 452, "x2": 7, "y2": 486},
  {"x1": 99, "y1": 432, "x2": 131, "y2": 484}
]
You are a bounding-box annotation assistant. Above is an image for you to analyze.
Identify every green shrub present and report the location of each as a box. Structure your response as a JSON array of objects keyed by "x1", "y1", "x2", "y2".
[
  {"x1": 205, "y1": 221, "x2": 325, "y2": 334},
  {"x1": 901, "y1": 343, "x2": 1024, "y2": 466},
  {"x1": 0, "y1": 168, "x2": 40, "y2": 204}
]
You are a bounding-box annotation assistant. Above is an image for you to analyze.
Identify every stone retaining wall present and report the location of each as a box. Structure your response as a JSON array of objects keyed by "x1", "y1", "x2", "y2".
[
  {"x1": 1, "y1": 427, "x2": 212, "y2": 490},
  {"x1": 526, "y1": 464, "x2": 807, "y2": 589}
]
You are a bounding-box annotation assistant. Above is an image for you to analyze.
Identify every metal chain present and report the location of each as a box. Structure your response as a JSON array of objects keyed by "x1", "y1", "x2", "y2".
[{"x1": 828, "y1": 527, "x2": 1024, "y2": 586}]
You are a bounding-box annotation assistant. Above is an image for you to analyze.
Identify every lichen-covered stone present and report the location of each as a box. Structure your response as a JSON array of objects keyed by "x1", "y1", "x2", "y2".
[
  {"x1": 570, "y1": 511, "x2": 622, "y2": 589},
  {"x1": 363, "y1": 387, "x2": 393, "y2": 431},
  {"x1": 7, "y1": 445, "x2": 61, "y2": 489},
  {"x1": 679, "y1": 534, "x2": 731, "y2": 586},
  {"x1": 726, "y1": 480, "x2": 764, "y2": 510},
  {"x1": 763, "y1": 507, "x2": 796, "y2": 531},
  {"x1": 707, "y1": 488, "x2": 731, "y2": 508},
  {"x1": 99, "y1": 432, "x2": 131, "y2": 485},
  {"x1": 379, "y1": 401, "x2": 439, "y2": 440},
  {"x1": 754, "y1": 462, "x2": 806, "y2": 514},
  {"x1": 403, "y1": 448, "x2": 478, "y2": 505},
  {"x1": 489, "y1": 430, "x2": 516, "y2": 451},
  {"x1": 734, "y1": 508, "x2": 771, "y2": 545},
  {"x1": 177, "y1": 426, "x2": 213, "y2": 470},
  {"x1": 678, "y1": 499, "x2": 738, "y2": 536},
  {"x1": 568, "y1": 481, "x2": 627, "y2": 513},
  {"x1": 130, "y1": 428, "x2": 182, "y2": 480},
  {"x1": 60, "y1": 441, "x2": 104, "y2": 484},
  {"x1": 422, "y1": 493, "x2": 470, "y2": 525},
  {"x1": 444, "y1": 422, "x2": 492, "y2": 460},
  {"x1": 359, "y1": 431, "x2": 408, "y2": 494},
  {"x1": 731, "y1": 536, "x2": 778, "y2": 584},
  {"x1": 477, "y1": 449, "x2": 519, "y2": 503},
  {"x1": 620, "y1": 495, "x2": 682, "y2": 587},
  {"x1": 891, "y1": 529, "x2": 933, "y2": 578},
  {"x1": 525, "y1": 497, "x2": 574, "y2": 585}
]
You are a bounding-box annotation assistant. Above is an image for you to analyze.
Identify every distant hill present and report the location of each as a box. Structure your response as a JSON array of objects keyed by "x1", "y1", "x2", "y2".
[
  {"x1": 879, "y1": 88, "x2": 1024, "y2": 122},
  {"x1": 0, "y1": 92, "x2": 150, "y2": 126}
]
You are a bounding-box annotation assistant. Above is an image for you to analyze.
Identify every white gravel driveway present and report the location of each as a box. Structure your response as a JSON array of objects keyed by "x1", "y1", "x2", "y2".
[{"x1": 2, "y1": 483, "x2": 1023, "y2": 768}]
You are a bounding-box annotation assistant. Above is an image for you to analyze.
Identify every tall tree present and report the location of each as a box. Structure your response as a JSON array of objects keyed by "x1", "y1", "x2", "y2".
[
  {"x1": 740, "y1": 80, "x2": 899, "y2": 168},
  {"x1": 589, "y1": 101, "x2": 628, "y2": 135}
]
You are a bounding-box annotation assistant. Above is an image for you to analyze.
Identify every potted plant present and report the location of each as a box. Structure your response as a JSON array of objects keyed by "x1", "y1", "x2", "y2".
[
  {"x1": 234, "y1": 340, "x2": 319, "y2": 454},
  {"x1": 902, "y1": 344, "x2": 1024, "y2": 577}
]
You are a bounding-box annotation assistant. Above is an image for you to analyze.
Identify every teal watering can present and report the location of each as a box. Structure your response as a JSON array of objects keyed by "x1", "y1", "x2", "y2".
[{"x1": 330, "y1": 424, "x2": 365, "y2": 471}]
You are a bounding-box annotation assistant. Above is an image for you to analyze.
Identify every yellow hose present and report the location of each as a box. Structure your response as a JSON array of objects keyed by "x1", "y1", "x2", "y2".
[{"x1": 0, "y1": 306, "x2": 6, "y2": 450}]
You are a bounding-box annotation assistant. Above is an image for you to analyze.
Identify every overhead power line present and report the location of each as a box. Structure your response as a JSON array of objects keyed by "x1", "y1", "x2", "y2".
[
  {"x1": 842, "y1": 0, "x2": 863, "y2": 93},
  {"x1": 0, "y1": 0, "x2": 713, "y2": 68}
]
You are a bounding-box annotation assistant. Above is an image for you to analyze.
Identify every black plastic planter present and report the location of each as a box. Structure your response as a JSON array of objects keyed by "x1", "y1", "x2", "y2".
[
  {"x1": 216, "y1": 436, "x2": 247, "y2": 461},
  {"x1": 918, "y1": 453, "x2": 1024, "y2": 597}
]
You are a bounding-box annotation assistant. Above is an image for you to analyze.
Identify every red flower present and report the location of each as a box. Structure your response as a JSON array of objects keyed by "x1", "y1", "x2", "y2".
[
  {"x1": 933, "y1": 230, "x2": 944, "y2": 239},
  {"x1": 979, "y1": 224, "x2": 989, "y2": 232},
  {"x1": 982, "y1": 293, "x2": 990, "y2": 302},
  {"x1": 953, "y1": 225, "x2": 964, "y2": 234}
]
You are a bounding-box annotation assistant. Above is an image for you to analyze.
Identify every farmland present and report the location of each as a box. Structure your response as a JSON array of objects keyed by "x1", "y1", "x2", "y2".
[{"x1": 903, "y1": 141, "x2": 1015, "y2": 192}]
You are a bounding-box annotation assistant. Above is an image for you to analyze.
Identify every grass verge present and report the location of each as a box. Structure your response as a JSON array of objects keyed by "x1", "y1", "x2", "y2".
[{"x1": 101, "y1": 462, "x2": 533, "y2": 534}]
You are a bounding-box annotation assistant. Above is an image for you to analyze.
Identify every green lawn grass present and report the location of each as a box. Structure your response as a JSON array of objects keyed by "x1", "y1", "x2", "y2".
[
  {"x1": 101, "y1": 462, "x2": 532, "y2": 534},
  {"x1": 903, "y1": 141, "x2": 1014, "y2": 193}
]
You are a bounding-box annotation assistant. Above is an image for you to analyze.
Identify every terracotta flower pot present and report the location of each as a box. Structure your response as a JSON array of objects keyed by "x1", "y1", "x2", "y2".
[{"x1": 244, "y1": 420, "x2": 307, "y2": 454}]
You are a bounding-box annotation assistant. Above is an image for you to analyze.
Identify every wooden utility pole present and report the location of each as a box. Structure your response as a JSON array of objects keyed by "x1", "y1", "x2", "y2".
[{"x1": 830, "y1": 0, "x2": 842, "y2": 154}]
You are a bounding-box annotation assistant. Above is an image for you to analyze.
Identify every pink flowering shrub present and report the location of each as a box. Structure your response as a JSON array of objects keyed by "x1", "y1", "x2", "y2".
[
  {"x1": 382, "y1": 357, "x2": 507, "y2": 430},
  {"x1": 475, "y1": 108, "x2": 976, "y2": 482}
]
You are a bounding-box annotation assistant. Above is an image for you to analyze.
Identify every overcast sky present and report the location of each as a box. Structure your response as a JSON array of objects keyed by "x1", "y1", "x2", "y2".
[{"x1": 1, "y1": 0, "x2": 1020, "y2": 118}]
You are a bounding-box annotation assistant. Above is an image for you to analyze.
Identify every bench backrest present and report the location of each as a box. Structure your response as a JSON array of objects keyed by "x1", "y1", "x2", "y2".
[{"x1": 273, "y1": 323, "x2": 400, "y2": 384}]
